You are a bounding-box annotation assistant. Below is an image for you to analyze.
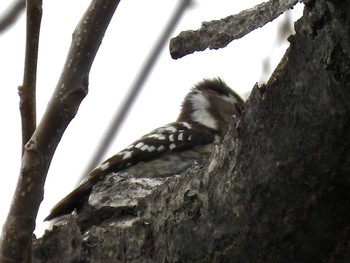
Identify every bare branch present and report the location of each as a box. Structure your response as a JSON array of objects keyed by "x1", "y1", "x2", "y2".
[
  {"x1": 18, "y1": 0, "x2": 42, "y2": 155},
  {"x1": 0, "y1": 0, "x2": 25, "y2": 34},
  {"x1": 170, "y1": 0, "x2": 300, "y2": 59},
  {"x1": 0, "y1": 0, "x2": 121, "y2": 262}
]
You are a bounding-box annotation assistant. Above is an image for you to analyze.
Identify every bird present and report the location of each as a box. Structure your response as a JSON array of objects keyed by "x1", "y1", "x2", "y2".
[{"x1": 45, "y1": 78, "x2": 245, "y2": 222}]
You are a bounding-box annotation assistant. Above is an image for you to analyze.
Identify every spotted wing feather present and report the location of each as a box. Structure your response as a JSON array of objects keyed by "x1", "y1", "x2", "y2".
[{"x1": 45, "y1": 122, "x2": 215, "y2": 221}]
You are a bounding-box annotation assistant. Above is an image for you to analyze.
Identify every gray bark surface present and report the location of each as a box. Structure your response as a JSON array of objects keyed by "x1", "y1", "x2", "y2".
[{"x1": 33, "y1": 1, "x2": 350, "y2": 262}]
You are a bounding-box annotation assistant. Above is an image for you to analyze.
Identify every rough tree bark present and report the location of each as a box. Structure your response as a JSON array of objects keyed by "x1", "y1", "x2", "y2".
[{"x1": 32, "y1": 0, "x2": 350, "y2": 262}]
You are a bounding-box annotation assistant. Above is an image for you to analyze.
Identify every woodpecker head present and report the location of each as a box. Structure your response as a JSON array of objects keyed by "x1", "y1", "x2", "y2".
[{"x1": 177, "y1": 78, "x2": 244, "y2": 136}]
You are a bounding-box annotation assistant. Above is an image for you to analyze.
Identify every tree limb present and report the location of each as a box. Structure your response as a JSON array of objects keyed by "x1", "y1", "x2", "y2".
[
  {"x1": 170, "y1": 0, "x2": 301, "y2": 59},
  {"x1": 0, "y1": 0, "x2": 120, "y2": 262},
  {"x1": 18, "y1": 0, "x2": 42, "y2": 155},
  {"x1": 32, "y1": 0, "x2": 350, "y2": 261}
]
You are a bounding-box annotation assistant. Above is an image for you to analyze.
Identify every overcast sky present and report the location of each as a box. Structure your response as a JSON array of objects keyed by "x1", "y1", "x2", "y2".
[{"x1": 0, "y1": 0, "x2": 303, "y2": 237}]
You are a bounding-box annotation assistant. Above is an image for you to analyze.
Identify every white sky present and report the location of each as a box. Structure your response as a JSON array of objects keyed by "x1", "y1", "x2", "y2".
[{"x1": 0, "y1": 0, "x2": 303, "y2": 237}]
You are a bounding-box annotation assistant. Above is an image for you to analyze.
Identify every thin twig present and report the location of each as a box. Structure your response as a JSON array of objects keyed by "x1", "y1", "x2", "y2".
[
  {"x1": 170, "y1": 0, "x2": 301, "y2": 59},
  {"x1": 0, "y1": 0, "x2": 121, "y2": 262},
  {"x1": 80, "y1": 0, "x2": 192, "y2": 179},
  {"x1": 0, "y1": 0, "x2": 25, "y2": 34},
  {"x1": 18, "y1": 0, "x2": 42, "y2": 155}
]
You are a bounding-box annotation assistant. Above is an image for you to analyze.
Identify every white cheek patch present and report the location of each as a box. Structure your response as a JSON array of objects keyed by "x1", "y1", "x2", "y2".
[{"x1": 190, "y1": 93, "x2": 217, "y2": 130}]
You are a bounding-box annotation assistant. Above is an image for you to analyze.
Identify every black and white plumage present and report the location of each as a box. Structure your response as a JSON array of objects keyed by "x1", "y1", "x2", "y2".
[{"x1": 45, "y1": 78, "x2": 244, "y2": 221}]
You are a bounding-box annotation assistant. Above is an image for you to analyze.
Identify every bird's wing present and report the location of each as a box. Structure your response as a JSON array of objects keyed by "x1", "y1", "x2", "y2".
[{"x1": 45, "y1": 122, "x2": 216, "y2": 221}]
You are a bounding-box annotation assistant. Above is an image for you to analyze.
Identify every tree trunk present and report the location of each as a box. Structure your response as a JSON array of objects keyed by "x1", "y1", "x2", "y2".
[{"x1": 32, "y1": 0, "x2": 350, "y2": 262}]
